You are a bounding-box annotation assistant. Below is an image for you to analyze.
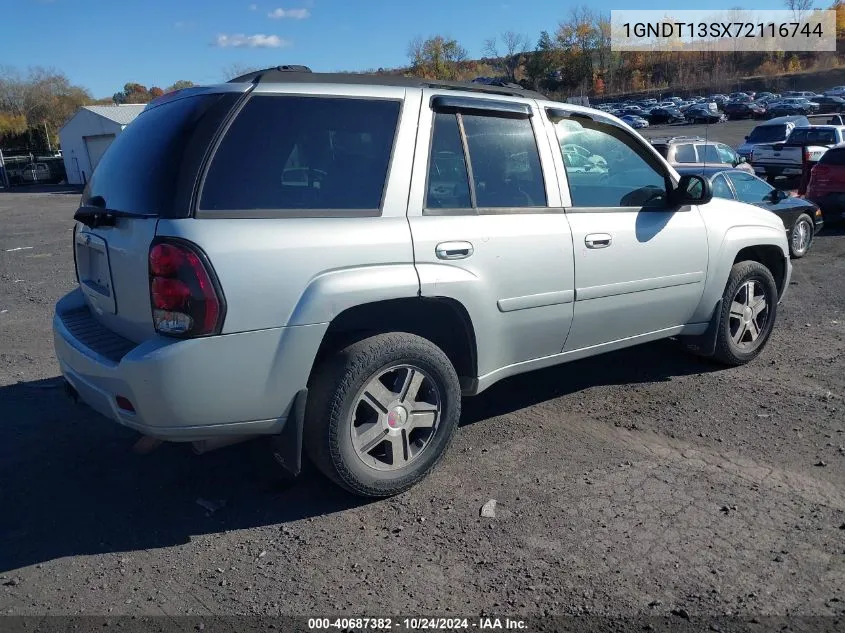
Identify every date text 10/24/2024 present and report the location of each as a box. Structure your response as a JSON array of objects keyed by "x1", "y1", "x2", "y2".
[{"x1": 308, "y1": 618, "x2": 528, "y2": 630}]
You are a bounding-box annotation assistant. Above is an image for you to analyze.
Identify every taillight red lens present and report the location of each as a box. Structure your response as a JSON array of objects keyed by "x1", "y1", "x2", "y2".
[
  {"x1": 148, "y1": 239, "x2": 224, "y2": 337},
  {"x1": 149, "y1": 243, "x2": 185, "y2": 276},
  {"x1": 151, "y1": 277, "x2": 191, "y2": 310}
]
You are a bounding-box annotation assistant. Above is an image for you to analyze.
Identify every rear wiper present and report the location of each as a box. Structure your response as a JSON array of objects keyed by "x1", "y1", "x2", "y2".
[{"x1": 73, "y1": 206, "x2": 157, "y2": 228}]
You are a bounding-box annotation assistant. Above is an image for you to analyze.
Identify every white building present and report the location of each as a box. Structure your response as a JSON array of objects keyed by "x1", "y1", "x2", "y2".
[{"x1": 58, "y1": 104, "x2": 146, "y2": 185}]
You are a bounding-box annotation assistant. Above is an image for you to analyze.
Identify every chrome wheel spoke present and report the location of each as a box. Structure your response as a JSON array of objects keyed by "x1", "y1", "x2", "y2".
[
  {"x1": 732, "y1": 321, "x2": 748, "y2": 344},
  {"x1": 730, "y1": 300, "x2": 745, "y2": 319},
  {"x1": 746, "y1": 318, "x2": 761, "y2": 341},
  {"x1": 388, "y1": 433, "x2": 409, "y2": 466},
  {"x1": 399, "y1": 368, "x2": 425, "y2": 404},
  {"x1": 750, "y1": 296, "x2": 767, "y2": 318},
  {"x1": 354, "y1": 422, "x2": 387, "y2": 453},
  {"x1": 408, "y1": 409, "x2": 437, "y2": 431},
  {"x1": 362, "y1": 379, "x2": 394, "y2": 414}
]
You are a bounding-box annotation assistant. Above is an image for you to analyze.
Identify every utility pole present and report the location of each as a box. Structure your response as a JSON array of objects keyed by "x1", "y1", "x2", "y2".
[{"x1": 44, "y1": 122, "x2": 52, "y2": 153}]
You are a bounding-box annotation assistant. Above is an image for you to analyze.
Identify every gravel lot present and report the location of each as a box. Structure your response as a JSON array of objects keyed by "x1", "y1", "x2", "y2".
[{"x1": 1, "y1": 186, "x2": 843, "y2": 624}]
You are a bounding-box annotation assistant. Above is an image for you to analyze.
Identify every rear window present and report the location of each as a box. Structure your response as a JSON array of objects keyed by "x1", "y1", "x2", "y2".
[
  {"x1": 746, "y1": 124, "x2": 787, "y2": 143},
  {"x1": 819, "y1": 148, "x2": 845, "y2": 165},
  {"x1": 787, "y1": 128, "x2": 837, "y2": 145},
  {"x1": 81, "y1": 94, "x2": 237, "y2": 216},
  {"x1": 200, "y1": 95, "x2": 401, "y2": 214}
]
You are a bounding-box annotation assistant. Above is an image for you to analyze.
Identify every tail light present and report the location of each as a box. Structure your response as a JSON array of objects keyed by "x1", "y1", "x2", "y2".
[
  {"x1": 148, "y1": 239, "x2": 225, "y2": 337},
  {"x1": 803, "y1": 148, "x2": 810, "y2": 164}
]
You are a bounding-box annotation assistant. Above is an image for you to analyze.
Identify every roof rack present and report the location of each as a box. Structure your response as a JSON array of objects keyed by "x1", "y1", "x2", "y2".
[
  {"x1": 228, "y1": 65, "x2": 313, "y2": 83},
  {"x1": 226, "y1": 66, "x2": 546, "y2": 100},
  {"x1": 647, "y1": 135, "x2": 707, "y2": 144}
]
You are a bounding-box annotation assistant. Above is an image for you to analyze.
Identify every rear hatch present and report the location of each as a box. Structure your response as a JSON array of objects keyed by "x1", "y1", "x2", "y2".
[{"x1": 72, "y1": 89, "x2": 242, "y2": 343}]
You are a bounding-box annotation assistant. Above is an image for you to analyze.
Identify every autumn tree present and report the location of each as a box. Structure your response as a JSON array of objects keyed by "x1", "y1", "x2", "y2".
[
  {"x1": 483, "y1": 31, "x2": 530, "y2": 82},
  {"x1": 165, "y1": 80, "x2": 196, "y2": 93},
  {"x1": 407, "y1": 35, "x2": 468, "y2": 80}
]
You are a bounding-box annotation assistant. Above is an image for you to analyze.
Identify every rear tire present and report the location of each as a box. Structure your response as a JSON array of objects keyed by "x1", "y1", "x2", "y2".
[
  {"x1": 713, "y1": 261, "x2": 779, "y2": 366},
  {"x1": 304, "y1": 333, "x2": 461, "y2": 498},
  {"x1": 789, "y1": 213, "x2": 814, "y2": 258}
]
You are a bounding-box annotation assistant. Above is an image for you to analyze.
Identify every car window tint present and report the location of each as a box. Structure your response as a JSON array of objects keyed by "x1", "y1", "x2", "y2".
[
  {"x1": 461, "y1": 114, "x2": 547, "y2": 208},
  {"x1": 696, "y1": 144, "x2": 723, "y2": 163},
  {"x1": 200, "y1": 95, "x2": 400, "y2": 212},
  {"x1": 425, "y1": 113, "x2": 472, "y2": 209},
  {"x1": 553, "y1": 118, "x2": 667, "y2": 208},
  {"x1": 711, "y1": 174, "x2": 734, "y2": 199},
  {"x1": 727, "y1": 172, "x2": 772, "y2": 203},
  {"x1": 715, "y1": 144, "x2": 736, "y2": 163},
  {"x1": 674, "y1": 144, "x2": 697, "y2": 163}
]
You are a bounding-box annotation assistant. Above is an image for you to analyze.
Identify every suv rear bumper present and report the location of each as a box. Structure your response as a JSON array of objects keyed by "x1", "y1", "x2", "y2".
[
  {"x1": 53, "y1": 289, "x2": 325, "y2": 441},
  {"x1": 752, "y1": 162, "x2": 803, "y2": 177},
  {"x1": 807, "y1": 192, "x2": 845, "y2": 222}
]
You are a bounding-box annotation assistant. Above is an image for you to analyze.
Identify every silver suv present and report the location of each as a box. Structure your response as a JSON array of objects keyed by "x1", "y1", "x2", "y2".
[{"x1": 53, "y1": 66, "x2": 792, "y2": 497}]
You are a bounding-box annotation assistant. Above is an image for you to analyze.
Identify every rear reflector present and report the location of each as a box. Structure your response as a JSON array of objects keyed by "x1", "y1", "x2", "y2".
[{"x1": 116, "y1": 396, "x2": 135, "y2": 412}]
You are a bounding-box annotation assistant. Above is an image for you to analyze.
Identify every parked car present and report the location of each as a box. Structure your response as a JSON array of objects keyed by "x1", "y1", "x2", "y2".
[
  {"x1": 724, "y1": 101, "x2": 766, "y2": 120},
  {"x1": 729, "y1": 92, "x2": 753, "y2": 103},
  {"x1": 677, "y1": 167, "x2": 822, "y2": 258},
  {"x1": 807, "y1": 113, "x2": 845, "y2": 125},
  {"x1": 52, "y1": 67, "x2": 792, "y2": 497},
  {"x1": 736, "y1": 115, "x2": 810, "y2": 160},
  {"x1": 808, "y1": 95, "x2": 845, "y2": 113},
  {"x1": 685, "y1": 104, "x2": 725, "y2": 124},
  {"x1": 806, "y1": 142, "x2": 845, "y2": 224},
  {"x1": 20, "y1": 161, "x2": 66, "y2": 184},
  {"x1": 650, "y1": 136, "x2": 754, "y2": 174},
  {"x1": 751, "y1": 125, "x2": 845, "y2": 182},
  {"x1": 620, "y1": 114, "x2": 649, "y2": 128},
  {"x1": 767, "y1": 98, "x2": 820, "y2": 117},
  {"x1": 647, "y1": 107, "x2": 685, "y2": 124},
  {"x1": 824, "y1": 86, "x2": 845, "y2": 97}
]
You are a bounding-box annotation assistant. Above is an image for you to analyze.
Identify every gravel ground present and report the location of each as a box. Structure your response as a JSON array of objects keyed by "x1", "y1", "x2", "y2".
[{"x1": 0, "y1": 189, "x2": 843, "y2": 624}]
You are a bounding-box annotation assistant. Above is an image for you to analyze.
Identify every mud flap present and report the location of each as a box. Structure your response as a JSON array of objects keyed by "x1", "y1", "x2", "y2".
[
  {"x1": 270, "y1": 388, "x2": 308, "y2": 477},
  {"x1": 679, "y1": 299, "x2": 722, "y2": 357}
]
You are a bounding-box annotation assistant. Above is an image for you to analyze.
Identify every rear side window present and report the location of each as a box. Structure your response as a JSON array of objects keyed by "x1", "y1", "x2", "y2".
[
  {"x1": 200, "y1": 95, "x2": 401, "y2": 213},
  {"x1": 82, "y1": 94, "x2": 237, "y2": 217},
  {"x1": 424, "y1": 111, "x2": 547, "y2": 211},
  {"x1": 462, "y1": 114, "x2": 546, "y2": 208},
  {"x1": 819, "y1": 148, "x2": 845, "y2": 165},
  {"x1": 674, "y1": 144, "x2": 697, "y2": 163}
]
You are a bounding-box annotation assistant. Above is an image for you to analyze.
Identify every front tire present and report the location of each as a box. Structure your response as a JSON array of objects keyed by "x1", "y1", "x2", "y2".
[
  {"x1": 713, "y1": 261, "x2": 779, "y2": 366},
  {"x1": 304, "y1": 333, "x2": 461, "y2": 498},
  {"x1": 789, "y1": 213, "x2": 814, "y2": 258}
]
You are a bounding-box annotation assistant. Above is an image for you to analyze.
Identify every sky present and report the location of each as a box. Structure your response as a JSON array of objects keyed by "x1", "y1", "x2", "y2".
[{"x1": 4, "y1": 0, "x2": 806, "y2": 98}]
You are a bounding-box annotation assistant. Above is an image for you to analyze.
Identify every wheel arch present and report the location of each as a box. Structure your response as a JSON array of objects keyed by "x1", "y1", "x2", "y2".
[{"x1": 310, "y1": 296, "x2": 479, "y2": 389}]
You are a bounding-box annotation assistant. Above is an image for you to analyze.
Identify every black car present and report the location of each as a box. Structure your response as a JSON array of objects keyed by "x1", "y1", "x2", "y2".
[
  {"x1": 723, "y1": 101, "x2": 766, "y2": 120},
  {"x1": 676, "y1": 167, "x2": 823, "y2": 258},
  {"x1": 685, "y1": 105, "x2": 724, "y2": 124},
  {"x1": 647, "y1": 107, "x2": 685, "y2": 124},
  {"x1": 767, "y1": 100, "x2": 820, "y2": 117},
  {"x1": 809, "y1": 95, "x2": 845, "y2": 113}
]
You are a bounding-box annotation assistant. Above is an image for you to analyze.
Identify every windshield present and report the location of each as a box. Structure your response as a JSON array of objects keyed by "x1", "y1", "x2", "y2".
[
  {"x1": 81, "y1": 93, "x2": 236, "y2": 217},
  {"x1": 746, "y1": 125, "x2": 787, "y2": 143}
]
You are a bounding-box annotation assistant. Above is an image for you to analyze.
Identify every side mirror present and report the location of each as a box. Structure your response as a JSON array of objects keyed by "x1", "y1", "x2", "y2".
[
  {"x1": 767, "y1": 188, "x2": 787, "y2": 203},
  {"x1": 744, "y1": 135, "x2": 749, "y2": 140},
  {"x1": 671, "y1": 174, "x2": 713, "y2": 206}
]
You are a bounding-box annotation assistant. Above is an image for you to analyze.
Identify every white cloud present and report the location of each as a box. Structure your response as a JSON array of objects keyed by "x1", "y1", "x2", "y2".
[
  {"x1": 267, "y1": 7, "x2": 310, "y2": 19},
  {"x1": 213, "y1": 33, "x2": 290, "y2": 48},
  {"x1": 248, "y1": 3, "x2": 257, "y2": 9}
]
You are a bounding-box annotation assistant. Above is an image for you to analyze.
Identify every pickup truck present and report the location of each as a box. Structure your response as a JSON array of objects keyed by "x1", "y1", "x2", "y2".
[{"x1": 750, "y1": 125, "x2": 845, "y2": 182}]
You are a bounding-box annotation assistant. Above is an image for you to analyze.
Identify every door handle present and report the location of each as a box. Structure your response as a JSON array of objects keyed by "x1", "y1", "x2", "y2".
[
  {"x1": 585, "y1": 233, "x2": 612, "y2": 249},
  {"x1": 435, "y1": 241, "x2": 474, "y2": 260}
]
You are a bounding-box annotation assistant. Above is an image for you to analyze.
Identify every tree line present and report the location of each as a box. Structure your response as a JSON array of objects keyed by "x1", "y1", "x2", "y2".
[
  {"x1": 0, "y1": 67, "x2": 194, "y2": 153},
  {"x1": 405, "y1": 1, "x2": 845, "y2": 99}
]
